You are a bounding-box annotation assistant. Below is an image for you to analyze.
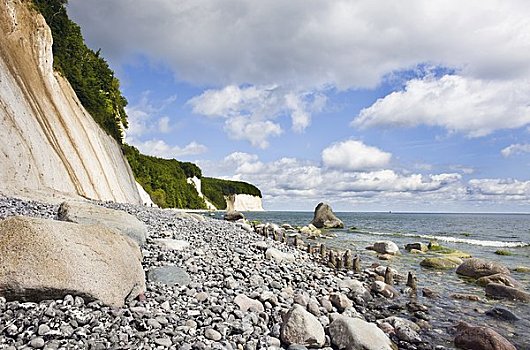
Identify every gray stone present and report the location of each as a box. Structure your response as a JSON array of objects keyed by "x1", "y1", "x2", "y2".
[
  {"x1": 265, "y1": 248, "x2": 295, "y2": 263},
  {"x1": 372, "y1": 241, "x2": 400, "y2": 255},
  {"x1": 0, "y1": 216, "x2": 145, "y2": 307},
  {"x1": 280, "y1": 304, "x2": 325, "y2": 347},
  {"x1": 147, "y1": 266, "x2": 191, "y2": 286},
  {"x1": 154, "y1": 337, "x2": 173, "y2": 347},
  {"x1": 456, "y1": 258, "x2": 510, "y2": 278},
  {"x1": 329, "y1": 293, "x2": 353, "y2": 311},
  {"x1": 329, "y1": 316, "x2": 395, "y2": 350},
  {"x1": 37, "y1": 324, "x2": 50, "y2": 336},
  {"x1": 485, "y1": 307, "x2": 521, "y2": 321},
  {"x1": 153, "y1": 238, "x2": 190, "y2": 251},
  {"x1": 405, "y1": 242, "x2": 428, "y2": 252},
  {"x1": 310, "y1": 202, "x2": 344, "y2": 229},
  {"x1": 224, "y1": 210, "x2": 244, "y2": 221},
  {"x1": 205, "y1": 328, "x2": 222, "y2": 341},
  {"x1": 234, "y1": 294, "x2": 264, "y2": 312},
  {"x1": 57, "y1": 201, "x2": 148, "y2": 246},
  {"x1": 477, "y1": 273, "x2": 522, "y2": 288}
]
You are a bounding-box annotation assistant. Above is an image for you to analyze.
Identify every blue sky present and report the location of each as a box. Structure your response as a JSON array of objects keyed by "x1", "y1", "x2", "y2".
[{"x1": 68, "y1": 1, "x2": 530, "y2": 212}]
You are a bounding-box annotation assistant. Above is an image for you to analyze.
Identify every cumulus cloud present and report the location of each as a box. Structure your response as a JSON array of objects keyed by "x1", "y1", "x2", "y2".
[
  {"x1": 354, "y1": 75, "x2": 530, "y2": 137},
  {"x1": 124, "y1": 92, "x2": 176, "y2": 138},
  {"x1": 129, "y1": 139, "x2": 207, "y2": 159},
  {"x1": 69, "y1": 1, "x2": 530, "y2": 89},
  {"x1": 322, "y1": 140, "x2": 391, "y2": 171},
  {"x1": 501, "y1": 143, "x2": 530, "y2": 157},
  {"x1": 468, "y1": 179, "x2": 530, "y2": 198},
  {"x1": 188, "y1": 85, "x2": 324, "y2": 147}
]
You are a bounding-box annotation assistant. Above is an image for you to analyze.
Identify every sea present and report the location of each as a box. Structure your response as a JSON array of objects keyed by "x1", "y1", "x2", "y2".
[{"x1": 222, "y1": 211, "x2": 530, "y2": 349}]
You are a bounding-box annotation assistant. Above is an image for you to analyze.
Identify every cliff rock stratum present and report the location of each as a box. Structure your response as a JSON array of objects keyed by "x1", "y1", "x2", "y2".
[{"x1": 0, "y1": 0, "x2": 142, "y2": 203}]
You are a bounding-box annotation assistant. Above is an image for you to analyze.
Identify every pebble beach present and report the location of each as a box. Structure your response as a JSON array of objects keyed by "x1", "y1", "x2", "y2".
[{"x1": 1, "y1": 196, "x2": 525, "y2": 350}]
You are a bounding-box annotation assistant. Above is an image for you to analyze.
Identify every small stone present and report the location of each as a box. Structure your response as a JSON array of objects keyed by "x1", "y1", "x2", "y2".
[
  {"x1": 30, "y1": 337, "x2": 45, "y2": 348},
  {"x1": 195, "y1": 291, "x2": 209, "y2": 302},
  {"x1": 38, "y1": 324, "x2": 51, "y2": 336},
  {"x1": 205, "y1": 328, "x2": 222, "y2": 341},
  {"x1": 154, "y1": 337, "x2": 172, "y2": 347}
]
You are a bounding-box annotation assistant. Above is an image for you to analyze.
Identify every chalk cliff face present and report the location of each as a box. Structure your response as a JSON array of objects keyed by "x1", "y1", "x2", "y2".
[
  {"x1": 227, "y1": 194, "x2": 264, "y2": 212},
  {"x1": 187, "y1": 176, "x2": 217, "y2": 210},
  {"x1": 0, "y1": 0, "x2": 142, "y2": 204}
]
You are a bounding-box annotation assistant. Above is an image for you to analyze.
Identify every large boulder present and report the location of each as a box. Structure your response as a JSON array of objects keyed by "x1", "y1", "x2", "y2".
[
  {"x1": 329, "y1": 316, "x2": 396, "y2": 350},
  {"x1": 310, "y1": 202, "x2": 344, "y2": 229},
  {"x1": 280, "y1": 304, "x2": 325, "y2": 347},
  {"x1": 454, "y1": 321, "x2": 516, "y2": 350},
  {"x1": 484, "y1": 283, "x2": 530, "y2": 302},
  {"x1": 373, "y1": 241, "x2": 400, "y2": 255},
  {"x1": 456, "y1": 258, "x2": 510, "y2": 279},
  {"x1": 0, "y1": 216, "x2": 145, "y2": 307},
  {"x1": 57, "y1": 201, "x2": 148, "y2": 247}
]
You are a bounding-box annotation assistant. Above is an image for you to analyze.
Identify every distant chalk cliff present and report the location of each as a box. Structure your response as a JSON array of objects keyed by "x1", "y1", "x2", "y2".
[{"x1": 0, "y1": 0, "x2": 142, "y2": 203}]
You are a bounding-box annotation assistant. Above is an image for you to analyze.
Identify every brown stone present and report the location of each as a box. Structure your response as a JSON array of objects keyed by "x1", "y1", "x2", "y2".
[{"x1": 454, "y1": 321, "x2": 516, "y2": 350}]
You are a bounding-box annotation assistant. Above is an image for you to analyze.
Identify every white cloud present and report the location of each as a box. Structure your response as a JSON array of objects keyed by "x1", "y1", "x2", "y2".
[
  {"x1": 157, "y1": 116, "x2": 171, "y2": 133},
  {"x1": 354, "y1": 75, "x2": 530, "y2": 137},
  {"x1": 322, "y1": 140, "x2": 391, "y2": 171},
  {"x1": 468, "y1": 178, "x2": 530, "y2": 198},
  {"x1": 188, "y1": 85, "x2": 324, "y2": 147},
  {"x1": 501, "y1": 143, "x2": 530, "y2": 157},
  {"x1": 129, "y1": 138, "x2": 207, "y2": 159},
  {"x1": 124, "y1": 92, "x2": 176, "y2": 138},
  {"x1": 69, "y1": 1, "x2": 530, "y2": 89}
]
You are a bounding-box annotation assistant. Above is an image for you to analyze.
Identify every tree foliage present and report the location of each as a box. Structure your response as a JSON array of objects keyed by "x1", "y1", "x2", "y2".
[
  {"x1": 202, "y1": 177, "x2": 262, "y2": 210},
  {"x1": 122, "y1": 145, "x2": 206, "y2": 209},
  {"x1": 32, "y1": 0, "x2": 128, "y2": 143}
]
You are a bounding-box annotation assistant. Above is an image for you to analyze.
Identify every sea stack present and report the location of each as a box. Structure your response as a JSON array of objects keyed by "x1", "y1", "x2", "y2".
[{"x1": 310, "y1": 202, "x2": 344, "y2": 229}]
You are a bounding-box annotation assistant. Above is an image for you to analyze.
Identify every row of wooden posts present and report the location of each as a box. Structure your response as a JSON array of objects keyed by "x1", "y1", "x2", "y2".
[{"x1": 254, "y1": 223, "x2": 418, "y2": 291}]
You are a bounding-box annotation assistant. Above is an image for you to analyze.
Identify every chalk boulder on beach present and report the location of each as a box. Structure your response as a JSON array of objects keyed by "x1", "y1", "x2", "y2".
[
  {"x1": 456, "y1": 258, "x2": 510, "y2": 279},
  {"x1": 454, "y1": 321, "x2": 516, "y2": 350},
  {"x1": 265, "y1": 248, "x2": 295, "y2": 263},
  {"x1": 0, "y1": 216, "x2": 145, "y2": 307},
  {"x1": 310, "y1": 202, "x2": 344, "y2": 229},
  {"x1": 280, "y1": 304, "x2": 325, "y2": 347},
  {"x1": 329, "y1": 316, "x2": 396, "y2": 350},
  {"x1": 57, "y1": 201, "x2": 148, "y2": 247}
]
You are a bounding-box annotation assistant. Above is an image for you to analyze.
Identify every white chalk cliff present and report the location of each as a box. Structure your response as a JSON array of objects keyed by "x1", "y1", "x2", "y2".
[
  {"x1": 227, "y1": 194, "x2": 264, "y2": 212},
  {"x1": 0, "y1": 0, "x2": 142, "y2": 204}
]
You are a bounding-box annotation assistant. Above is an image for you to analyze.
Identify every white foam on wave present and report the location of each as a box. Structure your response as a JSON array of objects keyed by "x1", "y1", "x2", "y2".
[{"x1": 352, "y1": 230, "x2": 529, "y2": 247}]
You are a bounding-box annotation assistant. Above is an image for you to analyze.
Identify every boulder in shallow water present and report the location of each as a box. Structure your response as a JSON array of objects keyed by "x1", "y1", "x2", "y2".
[
  {"x1": 373, "y1": 241, "x2": 400, "y2": 255},
  {"x1": 405, "y1": 242, "x2": 428, "y2": 252},
  {"x1": 58, "y1": 201, "x2": 148, "y2": 247},
  {"x1": 0, "y1": 216, "x2": 145, "y2": 307},
  {"x1": 485, "y1": 283, "x2": 530, "y2": 302},
  {"x1": 280, "y1": 304, "x2": 325, "y2": 347},
  {"x1": 454, "y1": 321, "x2": 516, "y2": 350},
  {"x1": 310, "y1": 202, "x2": 344, "y2": 229},
  {"x1": 420, "y1": 257, "x2": 462, "y2": 269},
  {"x1": 329, "y1": 316, "x2": 396, "y2": 350},
  {"x1": 224, "y1": 210, "x2": 244, "y2": 221},
  {"x1": 456, "y1": 258, "x2": 510, "y2": 279},
  {"x1": 477, "y1": 273, "x2": 522, "y2": 288},
  {"x1": 485, "y1": 307, "x2": 521, "y2": 321}
]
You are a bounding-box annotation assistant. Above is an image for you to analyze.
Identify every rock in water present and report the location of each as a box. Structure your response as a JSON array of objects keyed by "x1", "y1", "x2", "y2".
[
  {"x1": 373, "y1": 241, "x2": 400, "y2": 255},
  {"x1": 224, "y1": 210, "x2": 244, "y2": 221},
  {"x1": 476, "y1": 274, "x2": 522, "y2": 288},
  {"x1": 420, "y1": 257, "x2": 463, "y2": 269},
  {"x1": 485, "y1": 283, "x2": 530, "y2": 302},
  {"x1": 57, "y1": 201, "x2": 148, "y2": 246},
  {"x1": 0, "y1": 216, "x2": 145, "y2": 307},
  {"x1": 454, "y1": 321, "x2": 516, "y2": 350},
  {"x1": 329, "y1": 316, "x2": 396, "y2": 350},
  {"x1": 280, "y1": 304, "x2": 325, "y2": 347},
  {"x1": 310, "y1": 202, "x2": 344, "y2": 229},
  {"x1": 456, "y1": 258, "x2": 510, "y2": 279}
]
